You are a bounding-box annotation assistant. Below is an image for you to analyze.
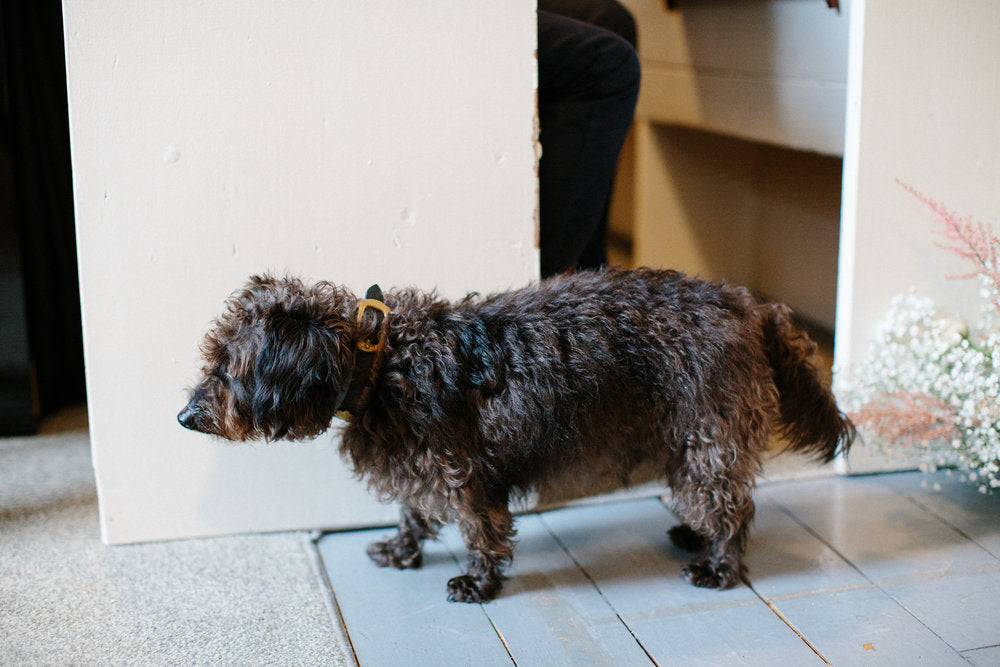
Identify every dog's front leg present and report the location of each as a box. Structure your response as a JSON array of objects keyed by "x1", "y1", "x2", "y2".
[
  {"x1": 366, "y1": 504, "x2": 439, "y2": 570},
  {"x1": 447, "y1": 493, "x2": 515, "y2": 603}
]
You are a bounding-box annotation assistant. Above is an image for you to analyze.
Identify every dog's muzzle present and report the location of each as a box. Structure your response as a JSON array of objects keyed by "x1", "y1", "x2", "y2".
[{"x1": 177, "y1": 403, "x2": 202, "y2": 431}]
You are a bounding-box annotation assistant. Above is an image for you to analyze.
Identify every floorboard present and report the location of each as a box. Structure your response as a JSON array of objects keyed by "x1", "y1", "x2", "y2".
[
  {"x1": 963, "y1": 644, "x2": 1000, "y2": 666},
  {"x1": 317, "y1": 471, "x2": 1000, "y2": 665},
  {"x1": 539, "y1": 499, "x2": 823, "y2": 665},
  {"x1": 440, "y1": 514, "x2": 653, "y2": 666},
  {"x1": 760, "y1": 475, "x2": 996, "y2": 582},
  {"x1": 745, "y1": 495, "x2": 870, "y2": 598},
  {"x1": 317, "y1": 528, "x2": 512, "y2": 665},
  {"x1": 766, "y1": 586, "x2": 969, "y2": 666},
  {"x1": 880, "y1": 568, "x2": 1000, "y2": 652},
  {"x1": 877, "y1": 470, "x2": 1000, "y2": 558}
]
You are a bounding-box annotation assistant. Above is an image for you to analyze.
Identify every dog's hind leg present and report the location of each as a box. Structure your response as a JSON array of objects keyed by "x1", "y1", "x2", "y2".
[
  {"x1": 667, "y1": 523, "x2": 707, "y2": 552},
  {"x1": 669, "y1": 430, "x2": 763, "y2": 589},
  {"x1": 366, "y1": 504, "x2": 440, "y2": 570},
  {"x1": 672, "y1": 469, "x2": 755, "y2": 589},
  {"x1": 447, "y1": 489, "x2": 515, "y2": 603}
]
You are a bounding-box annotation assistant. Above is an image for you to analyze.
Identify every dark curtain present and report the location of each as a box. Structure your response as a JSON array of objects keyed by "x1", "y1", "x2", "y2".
[{"x1": 0, "y1": 1, "x2": 84, "y2": 434}]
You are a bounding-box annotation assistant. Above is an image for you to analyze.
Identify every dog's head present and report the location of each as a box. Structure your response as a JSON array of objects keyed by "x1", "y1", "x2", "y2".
[{"x1": 177, "y1": 275, "x2": 355, "y2": 441}]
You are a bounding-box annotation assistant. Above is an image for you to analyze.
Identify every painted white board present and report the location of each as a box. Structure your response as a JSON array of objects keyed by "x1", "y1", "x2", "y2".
[
  {"x1": 835, "y1": 0, "x2": 1000, "y2": 471},
  {"x1": 64, "y1": 1, "x2": 539, "y2": 543}
]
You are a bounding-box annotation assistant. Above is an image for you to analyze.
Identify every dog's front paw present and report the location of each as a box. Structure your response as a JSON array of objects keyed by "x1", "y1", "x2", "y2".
[
  {"x1": 446, "y1": 574, "x2": 501, "y2": 603},
  {"x1": 366, "y1": 537, "x2": 422, "y2": 569},
  {"x1": 681, "y1": 559, "x2": 739, "y2": 589}
]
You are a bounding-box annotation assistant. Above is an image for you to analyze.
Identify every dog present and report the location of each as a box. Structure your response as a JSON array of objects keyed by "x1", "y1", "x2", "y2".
[{"x1": 178, "y1": 267, "x2": 855, "y2": 603}]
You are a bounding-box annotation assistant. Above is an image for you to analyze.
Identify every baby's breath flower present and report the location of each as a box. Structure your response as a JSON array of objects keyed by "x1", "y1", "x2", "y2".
[{"x1": 844, "y1": 189, "x2": 1000, "y2": 494}]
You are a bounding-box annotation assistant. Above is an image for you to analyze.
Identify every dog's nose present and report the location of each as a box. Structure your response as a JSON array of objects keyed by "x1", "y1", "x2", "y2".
[{"x1": 177, "y1": 404, "x2": 200, "y2": 431}]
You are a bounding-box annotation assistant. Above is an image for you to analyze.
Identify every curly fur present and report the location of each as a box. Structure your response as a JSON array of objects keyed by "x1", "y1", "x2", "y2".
[{"x1": 178, "y1": 267, "x2": 855, "y2": 602}]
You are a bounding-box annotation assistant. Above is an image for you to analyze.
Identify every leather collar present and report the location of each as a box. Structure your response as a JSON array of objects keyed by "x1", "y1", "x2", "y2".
[{"x1": 334, "y1": 285, "x2": 390, "y2": 421}]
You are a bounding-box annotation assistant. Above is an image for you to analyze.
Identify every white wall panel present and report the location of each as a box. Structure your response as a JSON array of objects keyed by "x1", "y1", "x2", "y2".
[
  {"x1": 64, "y1": 1, "x2": 539, "y2": 543},
  {"x1": 836, "y1": 0, "x2": 1000, "y2": 471}
]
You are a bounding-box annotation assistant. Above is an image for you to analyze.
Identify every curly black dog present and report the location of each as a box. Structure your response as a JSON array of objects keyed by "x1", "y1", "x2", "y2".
[{"x1": 178, "y1": 267, "x2": 854, "y2": 603}]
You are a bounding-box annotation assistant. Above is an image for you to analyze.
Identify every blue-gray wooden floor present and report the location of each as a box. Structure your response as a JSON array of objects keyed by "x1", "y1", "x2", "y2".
[{"x1": 317, "y1": 471, "x2": 1000, "y2": 666}]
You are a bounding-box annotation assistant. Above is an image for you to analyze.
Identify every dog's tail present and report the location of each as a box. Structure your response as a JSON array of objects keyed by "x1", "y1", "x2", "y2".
[{"x1": 761, "y1": 303, "x2": 855, "y2": 462}]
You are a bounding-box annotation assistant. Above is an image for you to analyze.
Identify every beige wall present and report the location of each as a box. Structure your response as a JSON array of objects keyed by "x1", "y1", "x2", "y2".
[
  {"x1": 834, "y1": 0, "x2": 1000, "y2": 472},
  {"x1": 64, "y1": 1, "x2": 538, "y2": 544},
  {"x1": 628, "y1": 125, "x2": 843, "y2": 329},
  {"x1": 614, "y1": 0, "x2": 850, "y2": 329},
  {"x1": 620, "y1": 0, "x2": 849, "y2": 155},
  {"x1": 837, "y1": 0, "x2": 1000, "y2": 370}
]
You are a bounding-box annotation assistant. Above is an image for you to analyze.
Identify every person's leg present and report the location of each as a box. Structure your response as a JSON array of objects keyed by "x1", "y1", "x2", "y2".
[
  {"x1": 537, "y1": 9, "x2": 639, "y2": 277},
  {"x1": 538, "y1": 0, "x2": 637, "y2": 48}
]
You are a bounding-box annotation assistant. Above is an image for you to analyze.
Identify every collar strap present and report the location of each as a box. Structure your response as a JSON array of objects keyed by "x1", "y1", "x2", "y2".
[{"x1": 335, "y1": 285, "x2": 390, "y2": 421}]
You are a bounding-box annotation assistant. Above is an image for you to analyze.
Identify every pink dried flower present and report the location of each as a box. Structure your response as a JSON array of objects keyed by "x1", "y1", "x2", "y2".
[
  {"x1": 898, "y1": 180, "x2": 1000, "y2": 312},
  {"x1": 851, "y1": 391, "x2": 958, "y2": 449}
]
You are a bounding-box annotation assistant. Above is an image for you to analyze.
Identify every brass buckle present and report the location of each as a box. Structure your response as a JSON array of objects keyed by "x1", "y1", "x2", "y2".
[{"x1": 356, "y1": 298, "x2": 391, "y2": 353}]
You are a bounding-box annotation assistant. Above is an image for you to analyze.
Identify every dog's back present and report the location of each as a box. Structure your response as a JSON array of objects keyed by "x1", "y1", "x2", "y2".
[
  {"x1": 514, "y1": 267, "x2": 853, "y2": 464},
  {"x1": 384, "y1": 266, "x2": 852, "y2": 490}
]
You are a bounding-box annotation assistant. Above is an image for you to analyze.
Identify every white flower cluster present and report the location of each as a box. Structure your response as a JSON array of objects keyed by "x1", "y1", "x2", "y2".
[{"x1": 844, "y1": 288, "x2": 1000, "y2": 493}]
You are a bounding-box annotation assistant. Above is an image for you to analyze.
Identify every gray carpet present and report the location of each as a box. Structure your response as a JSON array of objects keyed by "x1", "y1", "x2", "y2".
[{"x1": 0, "y1": 430, "x2": 353, "y2": 666}]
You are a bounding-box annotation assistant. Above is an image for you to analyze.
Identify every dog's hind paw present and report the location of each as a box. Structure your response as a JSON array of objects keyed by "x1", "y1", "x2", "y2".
[
  {"x1": 682, "y1": 559, "x2": 739, "y2": 589},
  {"x1": 366, "y1": 538, "x2": 422, "y2": 569},
  {"x1": 668, "y1": 524, "x2": 706, "y2": 552},
  {"x1": 446, "y1": 574, "x2": 500, "y2": 603}
]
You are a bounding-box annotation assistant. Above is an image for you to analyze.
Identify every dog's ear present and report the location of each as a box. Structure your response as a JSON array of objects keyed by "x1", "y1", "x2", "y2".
[{"x1": 251, "y1": 307, "x2": 350, "y2": 439}]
